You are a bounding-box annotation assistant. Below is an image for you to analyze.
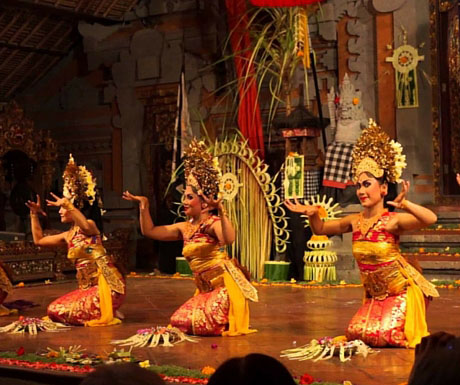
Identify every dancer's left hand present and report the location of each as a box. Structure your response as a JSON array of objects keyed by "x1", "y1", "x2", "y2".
[
  {"x1": 46, "y1": 192, "x2": 68, "y2": 207},
  {"x1": 387, "y1": 180, "x2": 410, "y2": 209},
  {"x1": 199, "y1": 190, "x2": 224, "y2": 212}
]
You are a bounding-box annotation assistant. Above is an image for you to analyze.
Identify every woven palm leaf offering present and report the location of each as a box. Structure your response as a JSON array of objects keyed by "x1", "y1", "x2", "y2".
[
  {"x1": 281, "y1": 336, "x2": 376, "y2": 362},
  {"x1": 0, "y1": 316, "x2": 70, "y2": 335},
  {"x1": 302, "y1": 195, "x2": 341, "y2": 282},
  {"x1": 44, "y1": 345, "x2": 135, "y2": 365},
  {"x1": 111, "y1": 325, "x2": 198, "y2": 348}
]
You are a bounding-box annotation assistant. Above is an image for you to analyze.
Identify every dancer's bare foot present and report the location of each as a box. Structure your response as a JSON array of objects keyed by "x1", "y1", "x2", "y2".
[
  {"x1": 0, "y1": 304, "x2": 14, "y2": 316},
  {"x1": 115, "y1": 310, "x2": 125, "y2": 320}
]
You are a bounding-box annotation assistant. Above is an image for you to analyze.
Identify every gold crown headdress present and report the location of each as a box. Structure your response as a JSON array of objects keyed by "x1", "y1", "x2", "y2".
[
  {"x1": 352, "y1": 119, "x2": 407, "y2": 183},
  {"x1": 62, "y1": 154, "x2": 98, "y2": 208},
  {"x1": 183, "y1": 139, "x2": 222, "y2": 198}
]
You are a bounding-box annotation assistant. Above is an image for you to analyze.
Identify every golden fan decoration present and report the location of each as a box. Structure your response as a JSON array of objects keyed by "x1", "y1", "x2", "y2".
[{"x1": 213, "y1": 138, "x2": 289, "y2": 281}]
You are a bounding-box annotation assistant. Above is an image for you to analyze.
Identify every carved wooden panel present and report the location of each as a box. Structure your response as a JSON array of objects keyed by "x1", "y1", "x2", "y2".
[
  {"x1": 0, "y1": 228, "x2": 131, "y2": 282},
  {"x1": 137, "y1": 83, "x2": 179, "y2": 217},
  {"x1": 430, "y1": 0, "x2": 460, "y2": 201}
]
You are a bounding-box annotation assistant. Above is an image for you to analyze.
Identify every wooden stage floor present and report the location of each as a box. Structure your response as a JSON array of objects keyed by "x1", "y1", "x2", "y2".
[{"x1": 1, "y1": 277, "x2": 459, "y2": 385}]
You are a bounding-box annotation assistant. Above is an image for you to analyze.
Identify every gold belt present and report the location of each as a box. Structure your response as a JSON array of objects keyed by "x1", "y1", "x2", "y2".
[
  {"x1": 194, "y1": 264, "x2": 225, "y2": 293},
  {"x1": 76, "y1": 255, "x2": 113, "y2": 290},
  {"x1": 360, "y1": 262, "x2": 407, "y2": 300}
]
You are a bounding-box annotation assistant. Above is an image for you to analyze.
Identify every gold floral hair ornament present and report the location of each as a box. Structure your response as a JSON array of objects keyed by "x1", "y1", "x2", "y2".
[
  {"x1": 183, "y1": 139, "x2": 222, "y2": 198},
  {"x1": 62, "y1": 154, "x2": 98, "y2": 208},
  {"x1": 352, "y1": 119, "x2": 407, "y2": 183}
]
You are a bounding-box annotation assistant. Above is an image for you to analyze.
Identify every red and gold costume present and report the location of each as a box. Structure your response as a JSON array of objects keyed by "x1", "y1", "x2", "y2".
[
  {"x1": 346, "y1": 211, "x2": 438, "y2": 347},
  {"x1": 170, "y1": 215, "x2": 258, "y2": 336},
  {"x1": 47, "y1": 227, "x2": 125, "y2": 326},
  {"x1": 0, "y1": 263, "x2": 12, "y2": 315}
]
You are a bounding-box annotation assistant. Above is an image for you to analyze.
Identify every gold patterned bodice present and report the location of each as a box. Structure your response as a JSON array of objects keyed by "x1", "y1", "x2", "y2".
[
  {"x1": 67, "y1": 227, "x2": 124, "y2": 294},
  {"x1": 352, "y1": 212, "x2": 438, "y2": 300},
  {"x1": 182, "y1": 216, "x2": 258, "y2": 302}
]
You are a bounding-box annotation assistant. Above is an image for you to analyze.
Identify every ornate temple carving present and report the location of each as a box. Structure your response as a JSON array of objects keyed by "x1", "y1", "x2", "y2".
[{"x1": 0, "y1": 101, "x2": 57, "y2": 195}]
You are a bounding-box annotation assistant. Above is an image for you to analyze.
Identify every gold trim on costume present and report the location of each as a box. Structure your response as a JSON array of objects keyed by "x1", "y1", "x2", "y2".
[
  {"x1": 0, "y1": 265, "x2": 12, "y2": 294},
  {"x1": 96, "y1": 257, "x2": 125, "y2": 294},
  {"x1": 396, "y1": 255, "x2": 439, "y2": 298},
  {"x1": 224, "y1": 260, "x2": 258, "y2": 302}
]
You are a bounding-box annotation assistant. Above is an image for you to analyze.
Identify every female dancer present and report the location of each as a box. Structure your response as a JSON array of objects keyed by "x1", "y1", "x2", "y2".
[
  {"x1": 123, "y1": 139, "x2": 258, "y2": 336},
  {"x1": 285, "y1": 121, "x2": 439, "y2": 348},
  {"x1": 26, "y1": 155, "x2": 125, "y2": 326}
]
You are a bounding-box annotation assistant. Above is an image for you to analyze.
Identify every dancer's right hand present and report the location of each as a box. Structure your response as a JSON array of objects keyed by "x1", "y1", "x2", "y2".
[
  {"x1": 122, "y1": 191, "x2": 149, "y2": 210},
  {"x1": 284, "y1": 198, "x2": 319, "y2": 216},
  {"x1": 25, "y1": 194, "x2": 47, "y2": 216}
]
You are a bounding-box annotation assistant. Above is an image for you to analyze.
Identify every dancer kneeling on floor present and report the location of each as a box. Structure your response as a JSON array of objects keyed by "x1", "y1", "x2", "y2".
[
  {"x1": 26, "y1": 155, "x2": 125, "y2": 326},
  {"x1": 123, "y1": 139, "x2": 257, "y2": 336},
  {"x1": 285, "y1": 120, "x2": 439, "y2": 348}
]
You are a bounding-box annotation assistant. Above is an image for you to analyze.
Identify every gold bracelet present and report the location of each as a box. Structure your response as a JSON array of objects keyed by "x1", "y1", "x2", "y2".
[
  {"x1": 218, "y1": 207, "x2": 228, "y2": 217},
  {"x1": 30, "y1": 212, "x2": 38, "y2": 218},
  {"x1": 62, "y1": 199, "x2": 75, "y2": 211},
  {"x1": 400, "y1": 199, "x2": 409, "y2": 210}
]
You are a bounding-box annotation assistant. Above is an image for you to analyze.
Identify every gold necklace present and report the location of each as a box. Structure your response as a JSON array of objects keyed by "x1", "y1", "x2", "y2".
[
  {"x1": 184, "y1": 215, "x2": 210, "y2": 240},
  {"x1": 358, "y1": 209, "x2": 386, "y2": 235}
]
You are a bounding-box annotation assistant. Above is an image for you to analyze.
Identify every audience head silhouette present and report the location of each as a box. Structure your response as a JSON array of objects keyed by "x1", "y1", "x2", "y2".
[
  {"x1": 80, "y1": 363, "x2": 165, "y2": 385},
  {"x1": 208, "y1": 353, "x2": 296, "y2": 385},
  {"x1": 408, "y1": 331, "x2": 460, "y2": 385}
]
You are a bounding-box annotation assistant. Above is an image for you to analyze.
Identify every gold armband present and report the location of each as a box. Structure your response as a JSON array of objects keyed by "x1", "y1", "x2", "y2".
[{"x1": 62, "y1": 199, "x2": 75, "y2": 211}]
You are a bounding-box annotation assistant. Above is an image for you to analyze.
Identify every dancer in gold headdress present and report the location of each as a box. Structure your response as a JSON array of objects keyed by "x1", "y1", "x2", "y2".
[
  {"x1": 26, "y1": 155, "x2": 125, "y2": 326},
  {"x1": 285, "y1": 120, "x2": 438, "y2": 348},
  {"x1": 123, "y1": 139, "x2": 258, "y2": 336}
]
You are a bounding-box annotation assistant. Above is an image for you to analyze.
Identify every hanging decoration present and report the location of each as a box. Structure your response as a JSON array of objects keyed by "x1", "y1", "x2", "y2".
[
  {"x1": 225, "y1": 0, "x2": 265, "y2": 158},
  {"x1": 294, "y1": 6, "x2": 312, "y2": 110},
  {"x1": 294, "y1": 7, "x2": 311, "y2": 69},
  {"x1": 302, "y1": 195, "x2": 341, "y2": 282},
  {"x1": 385, "y1": 28, "x2": 425, "y2": 108},
  {"x1": 284, "y1": 153, "x2": 305, "y2": 199}
]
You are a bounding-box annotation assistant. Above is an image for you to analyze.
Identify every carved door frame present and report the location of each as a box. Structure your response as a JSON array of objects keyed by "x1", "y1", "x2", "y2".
[{"x1": 430, "y1": 0, "x2": 460, "y2": 203}]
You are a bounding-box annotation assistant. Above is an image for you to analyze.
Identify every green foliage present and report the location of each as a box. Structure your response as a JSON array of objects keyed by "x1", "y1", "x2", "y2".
[
  {"x1": 0, "y1": 352, "x2": 67, "y2": 364},
  {"x1": 148, "y1": 364, "x2": 209, "y2": 379},
  {"x1": 214, "y1": 7, "x2": 310, "y2": 131}
]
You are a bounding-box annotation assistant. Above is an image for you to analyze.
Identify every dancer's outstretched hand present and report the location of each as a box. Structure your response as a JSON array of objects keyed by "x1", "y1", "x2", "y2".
[
  {"x1": 199, "y1": 190, "x2": 223, "y2": 212},
  {"x1": 25, "y1": 194, "x2": 47, "y2": 216},
  {"x1": 122, "y1": 191, "x2": 149, "y2": 210},
  {"x1": 284, "y1": 198, "x2": 319, "y2": 216},
  {"x1": 46, "y1": 192, "x2": 68, "y2": 207},
  {"x1": 387, "y1": 180, "x2": 410, "y2": 209}
]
